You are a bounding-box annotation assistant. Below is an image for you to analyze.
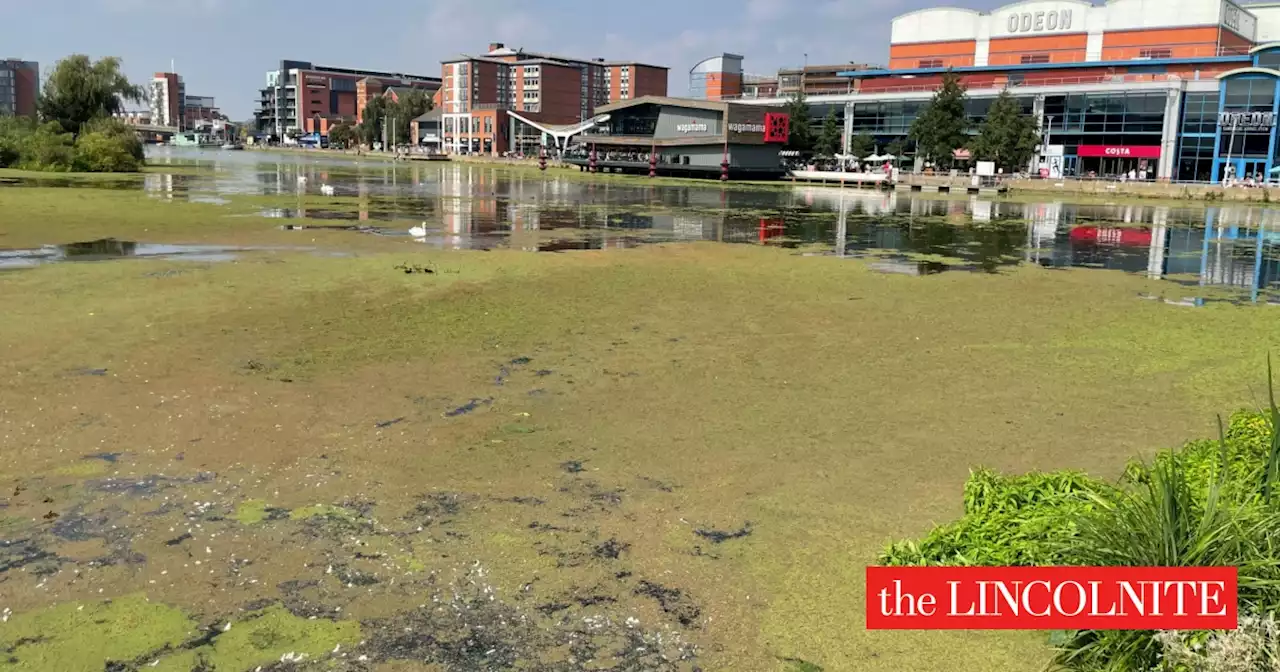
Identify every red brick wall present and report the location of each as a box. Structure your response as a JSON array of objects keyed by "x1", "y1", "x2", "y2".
[
  {"x1": 630, "y1": 65, "x2": 667, "y2": 98},
  {"x1": 14, "y1": 63, "x2": 37, "y2": 117},
  {"x1": 473, "y1": 61, "x2": 500, "y2": 106},
  {"x1": 540, "y1": 62, "x2": 583, "y2": 123}
]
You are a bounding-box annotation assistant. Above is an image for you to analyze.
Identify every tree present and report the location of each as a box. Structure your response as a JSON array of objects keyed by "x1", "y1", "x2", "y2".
[
  {"x1": 908, "y1": 70, "x2": 968, "y2": 168},
  {"x1": 388, "y1": 89, "x2": 433, "y2": 147},
  {"x1": 849, "y1": 132, "x2": 875, "y2": 160},
  {"x1": 329, "y1": 122, "x2": 356, "y2": 149},
  {"x1": 784, "y1": 91, "x2": 814, "y2": 153},
  {"x1": 970, "y1": 89, "x2": 1040, "y2": 174},
  {"x1": 885, "y1": 138, "x2": 907, "y2": 167},
  {"x1": 38, "y1": 55, "x2": 143, "y2": 136},
  {"x1": 815, "y1": 108, "x2": 842, "y2": 157},
  {"x1": 360, "y1": 96, "x2": 388, "y2": 146}
]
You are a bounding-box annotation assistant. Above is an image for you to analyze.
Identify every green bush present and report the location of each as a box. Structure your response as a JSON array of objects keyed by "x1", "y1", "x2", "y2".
[
  {"x1": 879, "y1": 409, "x2": 1280, "y2": 672},
  {"x1": 0, "y1": 116, "x2": 33, "y2": 167},
  {"x1": 72, "y1": 118, "x2": 144, "y2": 172},
  {"x1": 878, "y1": 468, "x2": 1109, "y2": 567},
  {"x1": 0, "y1": 116, "x2": 143, "y2": 172},
  {"x1": 17, "y1": 121, "x2": 76, "y2": 171}
]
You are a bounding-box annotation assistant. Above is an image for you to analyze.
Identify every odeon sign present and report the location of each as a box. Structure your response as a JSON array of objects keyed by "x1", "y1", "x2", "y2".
[
  {"x1": 1006, "y1": 9, "x2": 1074, "y2": 33},
  {"x1": 1219, "y1": 111, "x2": 1277, "y2": 130}
]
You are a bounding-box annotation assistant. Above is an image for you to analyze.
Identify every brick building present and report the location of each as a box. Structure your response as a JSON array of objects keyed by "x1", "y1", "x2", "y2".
[
  {"x1": 150, "y1": 72, "x2": 185, "y2": 128},
  {"x1": 254, "y1": 60, "x2": 441, "y2": 138},
  {"x1": 0, "y1": 59, "x2": 38, "y2": 118},
  {"x1": 440, "y1": 43, "x2": 668, "y2": 155}
]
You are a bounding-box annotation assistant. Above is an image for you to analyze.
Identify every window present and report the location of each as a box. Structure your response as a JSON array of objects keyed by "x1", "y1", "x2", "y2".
[
  {"x1": 484, "y1": 116, "x2": 492, "y2": 133},
  {"x1": 1020, "y1": 53, "x2": 1050, "y2": 64},
  {"x1": 523, "y1": 78, "x2": 538, "y2": 87},
  {"x1": 1259, "y1": 51, "x2": 1280, "y2": 70},
  {"x1": 918, "y1": 59, "x2": 943, "y2": 69},
  {"x1": 472, "y1": 117, "x2": 481, "y2": 133},
  {"x1": 1139, "y1": 48, "x2": 1172, "y2": 60},
  {"x1": 523, "y1": 90, "x2": 540, "y2": 101},
  {"x1": 444, "y1": 118, "x2": 454, "y2": 133}
]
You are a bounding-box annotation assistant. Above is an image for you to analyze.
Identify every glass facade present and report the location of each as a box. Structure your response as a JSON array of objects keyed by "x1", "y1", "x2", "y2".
[
  {"x1": 1042, "y1": 91, "x2": 1165, "y2": 177},
  {"x1": 847, "y1": 97, "x2": 1032, "y2": 161},
  {"x1": 1213, "y1": 76, "x2": 1278, "y2": 182},
  {"x1": 1176, "y1": 93, "x2": 1217, "y2": 182}
]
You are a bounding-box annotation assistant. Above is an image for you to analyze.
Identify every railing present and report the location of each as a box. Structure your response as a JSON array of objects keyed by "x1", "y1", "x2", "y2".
[{"x1": 724, "y1": 72, "x2": 1189, "y2": 101}]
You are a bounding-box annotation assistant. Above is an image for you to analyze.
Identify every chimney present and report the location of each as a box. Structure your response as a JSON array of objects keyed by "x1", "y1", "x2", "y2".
[{"x1": 489, "y1": 42, "x2": 504, "y2": 52}]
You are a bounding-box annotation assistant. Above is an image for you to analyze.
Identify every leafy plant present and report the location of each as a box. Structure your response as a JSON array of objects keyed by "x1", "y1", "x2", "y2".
[{"x1": 879, "y1": 468, "x2": 1108, "y2": 567}]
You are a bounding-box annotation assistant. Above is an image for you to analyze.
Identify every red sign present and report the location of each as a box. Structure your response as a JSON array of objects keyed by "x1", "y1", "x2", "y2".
[
  {"x1": 1076, "y1": 145, "x2": 1161, "y2": 159},
  {"x1": 866, "y1": 566, "x2": 1237, "y2": 630},
  {"x1": 764, "y1": 113, "x2": 789, "y2": 143},
  {"x1": 1069, "y1": 226, "x2": 1154, "y2": 247}
]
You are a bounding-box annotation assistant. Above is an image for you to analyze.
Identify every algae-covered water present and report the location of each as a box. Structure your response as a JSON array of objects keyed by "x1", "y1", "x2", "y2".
[{"x1": 1, "y1": 150, "x2": 1280, "y2": 672}]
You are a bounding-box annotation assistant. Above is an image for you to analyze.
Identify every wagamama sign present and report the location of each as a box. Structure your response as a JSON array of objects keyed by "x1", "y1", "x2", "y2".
[
  {"x1": 1006, "y1": 9, "x2": 1074, "y2": 33},
  {"x1": 676, "y1": 121, "x2": 710, "y2": 134}
]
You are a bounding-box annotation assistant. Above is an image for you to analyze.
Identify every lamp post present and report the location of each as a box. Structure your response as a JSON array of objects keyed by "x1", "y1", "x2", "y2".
[
  {"x1": 649, "y1": 140, "x2": 657, "y2": 178},
  {"x1": 1224, "y1": 113, "x2": 1240, "y2": 184},
  {"x1": 720, "y1": 137, "x2": 730, "y2": 182}
]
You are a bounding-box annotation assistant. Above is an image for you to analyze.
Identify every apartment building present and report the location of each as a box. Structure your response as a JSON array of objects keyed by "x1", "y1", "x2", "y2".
[
  {"x1": 254, "y1": 60, "x2": 441, "y2": 138},
  {"x1": 0, "y1": 59, "x2": 38, "y2": 117},
  {"x1": 440, "y1": 43, "x2": 668, "y2": 155},
  {"x1": 150, "y1": 72, "x2": 185, "y2": 128}
]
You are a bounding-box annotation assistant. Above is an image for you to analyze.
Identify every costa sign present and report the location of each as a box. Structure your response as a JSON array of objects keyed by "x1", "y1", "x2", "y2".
[
  {"x1": 1076, "y1": 145, "x2": 1161, "y2": 159},
  {"x1": 1006, "y1": 9, "x2": 1074, "y2": 33}
]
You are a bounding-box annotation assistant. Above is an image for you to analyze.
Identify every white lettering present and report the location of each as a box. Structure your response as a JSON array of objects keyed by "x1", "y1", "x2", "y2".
[
  {"x1": 993, "y1": 581, "x2": 1020, "y2": 616},
  {"x1": 728, "y1": 122, "x2": 766, "y2": 133},
  {"x1": 1008, "y1": 9, "x2": 1074, "y2": 33},
  {"x1": 1022, "y1": 581, "x2": 1052, "y2": 617},
  {"x1": 949, "y1": 581, "x2": 975, "y2": 616},
  {"x1": 917, "y1": 592, "x2": 937, "y2": 617},
  {"x1": 1053, "y1": 581, "x2": 1088, "y2": 617},
  {"x1": 676, "y1": 121, "x2": 709, "y2": 134},
  {"x1": 1088, "y1": 582, "x2": 1119, "y2": 617},
  {"x1": 1200, "y1": 581, "x2": 1227, "y2": 617}
]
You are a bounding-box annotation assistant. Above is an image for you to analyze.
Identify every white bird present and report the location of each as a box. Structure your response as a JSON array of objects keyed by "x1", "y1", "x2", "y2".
[
  {"x1": 408, "y1": 223, "x2": 428, "y2": 237},
  {"x1": 320, "y1": 184, "x2": 334, "y2": 196},
  {"x1": 296, "y1": 175, "x2": 307, "y2": 185}
]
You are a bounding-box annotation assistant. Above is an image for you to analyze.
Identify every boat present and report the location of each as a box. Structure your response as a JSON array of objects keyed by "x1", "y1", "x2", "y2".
[
  {"x1": 221, "y1": 142, "x2": 244, "y2": 150},
  {"x1": 170, "y1": 131, "x2": 221, "y2": 148}
]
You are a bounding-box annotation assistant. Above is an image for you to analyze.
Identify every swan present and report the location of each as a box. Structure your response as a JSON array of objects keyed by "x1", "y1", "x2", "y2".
[
  {"x1": 320, "y1": 184, "x2": 335, "y2": 196},
  {"x1": 297, "y1": 175, "x2": 308, "y2": 185},
  {"x1": 408, "y1": 223, "x2": 428, "y2": 237}
]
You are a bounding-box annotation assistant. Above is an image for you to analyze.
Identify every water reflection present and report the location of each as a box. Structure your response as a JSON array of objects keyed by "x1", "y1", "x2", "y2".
[{"x1": 115, "y1": 149, "x2": 1280, "y2": 301}]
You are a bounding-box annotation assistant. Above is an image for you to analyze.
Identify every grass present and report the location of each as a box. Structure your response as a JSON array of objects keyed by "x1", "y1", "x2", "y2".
[{"x1": 2, "y1": 184, "x2": 1280, "y2": 671}]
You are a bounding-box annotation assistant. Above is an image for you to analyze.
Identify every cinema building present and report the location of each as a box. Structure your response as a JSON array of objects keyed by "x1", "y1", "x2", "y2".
[{"x1": 738, "y1": 0, "x2": 1280, "y2": 182}]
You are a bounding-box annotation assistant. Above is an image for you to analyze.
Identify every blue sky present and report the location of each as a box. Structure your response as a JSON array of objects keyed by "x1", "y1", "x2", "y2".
[{"x1": 4, "y1": 0, "x2": 1006, "y2": 119}]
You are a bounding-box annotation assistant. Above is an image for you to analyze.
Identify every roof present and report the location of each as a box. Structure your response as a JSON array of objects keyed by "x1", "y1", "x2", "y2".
[
  {"x1": 413, "y1": 109, "x2": 442, "y2": 123},
  {"x1": 592, "y1": 95, "x2": 785, "y2": 115},
  {"x1": 442, "y1": 50, "x2": 667, "y2": 70},
  {"x1": 594, "y1": 96, "x2": 728, "y2": 114},
  {"x1": 844, "y1": 54, "x2": 1252, "y2": 77}
]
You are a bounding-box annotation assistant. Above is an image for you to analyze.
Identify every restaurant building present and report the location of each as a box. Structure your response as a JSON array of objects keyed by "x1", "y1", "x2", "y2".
[
  {"x1": 736, "y1": 0, "x2": 1280, "y2": 182},
  {"x1": 564, "y1": 96, "x2": 790, "y2": 178}
]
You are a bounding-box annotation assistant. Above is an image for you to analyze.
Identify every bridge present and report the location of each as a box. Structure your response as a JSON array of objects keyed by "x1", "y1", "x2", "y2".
[{"x1": 129, "y1": 123, "x2": 181, "y2": 139}]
